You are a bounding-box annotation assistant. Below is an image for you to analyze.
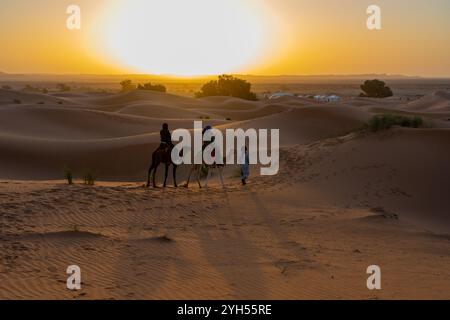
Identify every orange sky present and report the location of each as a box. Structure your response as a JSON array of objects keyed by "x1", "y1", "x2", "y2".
[{"x1": 1, "y1": 0, "x2": 449, "y2": 77}]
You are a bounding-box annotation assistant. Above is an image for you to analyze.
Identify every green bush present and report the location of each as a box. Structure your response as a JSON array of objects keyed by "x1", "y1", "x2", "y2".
[
  {"x1": 195, "y1": 75, "x2": 257, "y2": 101},
  {"x1": 365, "y1": 114, "x2": 424, "y2": 132},
  {"x1": 360, "y1": 79, "x2": 393, "y2": 98},
  {"x1": 83, "y1": 172, "x2": 95, "y2": 185},
  {"x1": 23, "y1": 84, "x2": 40, "y2": 92},
  {"x1": 64, "y1": 167, "x2": 73, "y2": 185},
  {"x1": 119, "y1": 79, "x2": 136, "y2": 92},
  {"x1": 137, "y1": 82, "x2": 166, "y2": 92}
]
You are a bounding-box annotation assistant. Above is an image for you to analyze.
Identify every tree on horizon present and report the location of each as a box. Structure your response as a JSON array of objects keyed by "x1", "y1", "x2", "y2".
[
  {"x1": 119, "y1": 79, "x2": 136, "y2": 92},
  {"x1": 195, "y1": 75, "x2": 257, "y2": 101},
  {"x1": 360, "y1": 79, "x2": 393, "y2": 98},
  {"x1": 137, "y1": 82, "x2": 166, "y2": 93}
]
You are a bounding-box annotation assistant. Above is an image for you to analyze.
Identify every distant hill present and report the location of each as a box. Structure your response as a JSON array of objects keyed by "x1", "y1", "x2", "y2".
[
  {"x1": 0, "y1": 72, "x2": 448, "y2": 88},
  {"x1": 0, "y1": 71, "x2": 25, "y2": 80}
]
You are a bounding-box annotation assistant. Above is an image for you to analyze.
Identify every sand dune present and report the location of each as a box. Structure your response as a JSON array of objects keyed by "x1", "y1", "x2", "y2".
[
  {"x1": 1, "y1": 88, "x2": 449, "y2": 299},
  {"x1": 402, "y1": 90, "x2": 450, "y2": 113},
  {"x1": 0, "y1": 89, "x2": 447, "y2": 181},
  {"x1": 199, "y1": 103, "x2": 290, "y2": 121},
  {"x1": 0, "y1": 105, "x2": 160, "y2": 139},
  {"x1": 70, "y1": 90, "x2": 212, "y2": 109},
  {"x1": 117, "y1": 102, "x2": 208, "y2": 119},
  {"x1": 224, "y1": 105, "x2": 370, "y2": 145},
  {"x1": 272, "y1": 128, "x2": 450, "y2": 233},
  {"x1": 199, "y1": 96, "x2": 262, "y2": 109},
  {"x1": 0, "y1": 100, "x2": 368, "y2": 178},
  {"x1": 0, "y1": 88, "x2": 68, "y2": 106},
  {"x1": 1, "y1": 130, "x2": 449, "y2": 298}
]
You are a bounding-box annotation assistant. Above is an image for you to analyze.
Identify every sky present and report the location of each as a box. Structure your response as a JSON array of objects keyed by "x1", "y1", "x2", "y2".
[{"x1": 1, "y1": 0, "x2": 449, "y2": 77}]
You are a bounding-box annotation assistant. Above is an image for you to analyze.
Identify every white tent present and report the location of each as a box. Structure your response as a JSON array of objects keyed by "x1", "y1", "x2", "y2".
[
  {"x1": 314, "y1": 95, "x2": 326, "y2": 102},
  {"x1": 327, "y1": 95, "x2": 341, "y2": 102},
  {"x1": 269, "y1": 92, "x2": 295, "y2": 100},
  {"x1": 314, "y1": 94, "x2": 341, "y2": 103}
]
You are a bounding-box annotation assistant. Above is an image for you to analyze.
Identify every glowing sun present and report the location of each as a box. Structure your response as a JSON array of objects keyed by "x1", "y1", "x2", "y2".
[{"x1": 95, "y1": 0, "x2": 271, "y2": 76}]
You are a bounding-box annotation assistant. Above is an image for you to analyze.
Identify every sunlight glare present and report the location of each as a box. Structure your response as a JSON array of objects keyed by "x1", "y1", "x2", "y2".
[{"x1": 96, "y1": 0, "x2": 272, "y2": 76}]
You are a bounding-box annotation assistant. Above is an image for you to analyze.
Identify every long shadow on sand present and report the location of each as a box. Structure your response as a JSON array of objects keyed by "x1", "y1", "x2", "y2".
[
  {"x1": 109, "y1": 187, "x2": 197, "y2": 299},
  {"x1": 191, "y1": 187, "x2": 269, "y2": 299}
]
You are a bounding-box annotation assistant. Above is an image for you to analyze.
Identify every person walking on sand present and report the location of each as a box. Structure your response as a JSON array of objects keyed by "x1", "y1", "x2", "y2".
[{"x1": 240, "y1": 146, "x2": 250, "y2": 185}]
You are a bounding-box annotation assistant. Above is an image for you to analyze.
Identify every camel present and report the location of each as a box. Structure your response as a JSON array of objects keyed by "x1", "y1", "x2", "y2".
[
  {"x1": 184, "y1": 161, "x2": 225, "y2": 189},
  {"x1": 146, "y1": 145, "x2": 177, "y2": 188}
]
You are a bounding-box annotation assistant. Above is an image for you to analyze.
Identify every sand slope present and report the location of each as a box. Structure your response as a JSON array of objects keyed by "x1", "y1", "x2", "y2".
[
  {"x1": 0, "y1": 89, "x2": 69, "y2": 106},
  {"x1": 223, "y1": 105, "x2": 370, "y2": 145},
  {"x1": 273, "y1": 128, "x2": 450, "y2": 233},
  {"x1": 1, "y1": 89, "x2": 450, "y2": 299},
  {"x1": 403, "y1": 91, "x2": 450, "y2": 113}
]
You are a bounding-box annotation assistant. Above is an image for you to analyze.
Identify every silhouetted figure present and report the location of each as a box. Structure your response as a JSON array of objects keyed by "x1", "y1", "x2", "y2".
[
  {"x1": 146, "y1": 123, "x2": 177, "y2": 188},
  {"x1": 240, "y1": 146, "x2": 249, "y2": 185},
  {"x1": 160, "y1": 123, "x2": 173, "y2": 149},
  {"x1": 146, "y1": 146, "x2": 177, "y2": 188}
]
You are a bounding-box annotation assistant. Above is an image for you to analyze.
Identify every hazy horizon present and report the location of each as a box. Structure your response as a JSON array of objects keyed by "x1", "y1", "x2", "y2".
[
  {"x1": 1, "y1": 0, "x2": 450, "y2": 77},
  {"x1": 1, "y1": 71, "x2": 450, "y2": 79}
]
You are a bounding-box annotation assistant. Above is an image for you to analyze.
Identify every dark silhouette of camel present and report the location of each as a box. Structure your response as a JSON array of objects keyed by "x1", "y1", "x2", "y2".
[
  {"x1": 184, "y1": 156, "x2": 225, "y2": 189},
  {"x1": 146, "y1": 146, "x2": 177, "y2": 188}
]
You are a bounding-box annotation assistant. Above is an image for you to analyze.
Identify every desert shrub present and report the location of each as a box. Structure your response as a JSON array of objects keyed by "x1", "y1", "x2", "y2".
[
  {"x1": 409, "y1": 116, "x2": 424, "y2": 128},
  {"x1": 195, "y1": 75, "x2": 257, "y2": 101},
  {"x1": 119, "y1": 79, "x2": 136, "y2": 92},
  {"x1": 22, "y1": 84, "x2": 40, "y2": 92},
  {"x1": 137, "y1": 82, "x2": 166, "y2": 92},
  {"x1": 365, "y1": 114, "x2": 424, "y2": 132},
  {"x1": 64, "y1": 167, "x2": 73, "y2": 185},
  {"x1": 199, "y1": 115, "x2": 210, "y2": 120},
  {"x1": 83, "y1": 172, "x2": 95, "y2": 185},
  {"x1": 13, "y1": 99, "x2": 21, "y2": 104},
  {"x1": 1, "y1": 85, "x2": 11, "y2": 90},
  {"x1": 226, "y1": 117, "x2": 232, "y2": 121},
  {"x1": 37, "y1": 101, "x2": 45, "y2": 105}
]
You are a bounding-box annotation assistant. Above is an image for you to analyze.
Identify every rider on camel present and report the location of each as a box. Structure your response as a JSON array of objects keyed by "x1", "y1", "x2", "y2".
[{"x1": 160, "y1": 123, "x2": 173, "y2": 150}]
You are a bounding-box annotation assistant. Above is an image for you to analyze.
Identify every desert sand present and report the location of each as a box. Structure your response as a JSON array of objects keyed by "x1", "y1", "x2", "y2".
[{"x1": 0, "y1": 87, "x2": 449, "y2": 299}]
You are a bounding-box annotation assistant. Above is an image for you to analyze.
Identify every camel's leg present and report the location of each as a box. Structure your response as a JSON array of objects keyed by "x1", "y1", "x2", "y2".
[
  {"x1": 185, "y1": 166, "x2": 194, "y2": 188},
  {"x1": 204, "y1": 166, "x2": 212, "y2": 188},
  {"x1": 173, "y1": 165, "x2": 178, "y2": 187},
  {"x1": 152, "y1": 163, "x2": 159, "y2": 188},
  {"x1": 163, "y1": 163, "x2": 169, "y2": 187},
  {"x1": 196, "y1": 166, "x2": 203, "y2": 188},
  {"x1": 146, "y1": 163, "x2": 154, "y2": 187},
  {"x1": 218, "y1": 166, "x2": 225, "y2": 188}
]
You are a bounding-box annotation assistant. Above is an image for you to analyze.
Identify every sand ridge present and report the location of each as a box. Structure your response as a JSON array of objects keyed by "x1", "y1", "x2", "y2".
[{"x1": 1, "y1": 88, "x2": 450, "y2": 299}]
